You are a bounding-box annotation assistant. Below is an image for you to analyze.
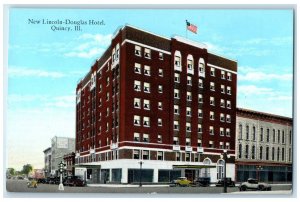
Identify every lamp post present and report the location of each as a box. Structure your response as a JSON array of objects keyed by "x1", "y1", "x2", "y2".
[
  {"x1": 256, "y1": 165, "x2": 263, "y2": 181},
  {"x1": 139, "y1": 161, "x2": 144, "y2": 187},
  {"x1": 220, "y1": 149, "x2": 230, "y2": 193},
  {"x1": 58, "y1": 161, "x2": 66, "y2": 191}
]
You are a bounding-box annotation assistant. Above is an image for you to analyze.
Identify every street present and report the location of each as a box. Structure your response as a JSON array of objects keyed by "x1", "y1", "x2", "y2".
[{"x1": 6, "y1": 179, "x2": 292, "y2": 195}]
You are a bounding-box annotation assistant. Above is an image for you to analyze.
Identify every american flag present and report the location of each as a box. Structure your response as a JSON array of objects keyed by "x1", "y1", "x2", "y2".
[{"x1": 186, "y1": 20, "x2": 197, "y2": 34}]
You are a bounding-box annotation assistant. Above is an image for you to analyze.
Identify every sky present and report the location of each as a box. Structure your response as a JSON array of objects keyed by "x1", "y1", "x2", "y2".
[{"x1": 5, "y1": 8, "x2": 294, "y2": 171}]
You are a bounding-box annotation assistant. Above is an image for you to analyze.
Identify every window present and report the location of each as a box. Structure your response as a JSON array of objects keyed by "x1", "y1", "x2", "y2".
[
  {"x1": 157, "y1": 151, "x2": 163, "y2": 160},
  {"x1": 252, "y1": 145, "x2": 256, "y2": 159},
  {"x1": 238, "y1": 144, "x2": 242, "y2": 158},
  {"x1": 198, "y1": 109, "x2": 203, "y2": 118},
  {"x1": 186, "y1": 138, "x2": 191, "y2": 146},
  {"x1": 277, "y1": 147, "x2": 280, "y2": 161},
  {"x1": 157, "y1": 135, "x2": 162, "y2": 143},
  {"x1": 227, "y1": 72, "x2": 232, "y2": 81},
  {"x1": 159, "y1": 52, "x2": 164, "y2": 60},
  {"x1": 185, "y1": 153, "x2": 191, "y2": 161},
  {"x1": 226, "y1": 128, "x2": 230, "y2": 136},
  {"x1": 143, "y1": 117, "x2": 150, "y2": 127},
  {"x1": 174, "y1": 89, "x2": 180, "y2": 99},
  {"x1": 144, "y1": 48, "x2": 151, "y2": 59},
  {"x1": 134, "y1": 115, "x2": 141, "y2": 126},
  {"x1": 187, "y1": 60, "x2": 193, "y2": 70},
  {"x1": 175, "y1": 56, "x2": 181, "y2": 67},
  {"x1": 282, "y1": 148, "x2": 285, "y2": 161},
  {"x1": 210, "y1": 111, "x2": 214, "y2": 120},
  {"x1": 260, "y1": 127, "x2": 264, "y2": 142},
  {"x1": 134, "y1": 133, "x2": 140, "y2": 141},
  {"x1": 173, "y1": 137, "x2": 179, "y2": 145},
  {"x1": 209, "y1": 126, "x2": 214, "y2": 135},
  {"x1": 198, "y1": 94, "x2": 203, "y2": 103},
  {"x1": 159, "y1": 69, "x2": 163, "y2": 77},
  {"x1": 253, "y1": 126, "x2": 256, "y2": 140},
  {"x1": 134, "y1": 80, "x2": 141, "y2": 91},
  {"x1": 221, "y1": 70, "x2": 225, "y2": 79},
  {"x1": 186, "y1": 122, "x2": 191, "y2": 132},
  {"x1": 99, "y1": 84, "x2": 102, "y2": 92},
  {"x1": 158, "y1": 118, "x2": 162, "y2": 126},
  {"x1": 239, "y1": 124, "x2": 243, "y2": 139},
  {"x1": 187, "y1": 91, "x2": 192, "y2": 101},
  {"x1": 221, "y1": 85, "x2": 225, "y2": 94},
  {"x1": 267, "y1": 129, "x2": 270, "y2": 142},
  {"x1": 227, "y1": 86, "x2": 231, "y2": 95},
  {"x1": 134, "y1": 98, "x2": 141, "y2": 108},
  {"x1": 158, "y1": 85, "x2": 163, "y2": 93},
  {"x1": 198, "y1": 79, "x2": 203, "y2": 88},
  {"x1": 106, "y1": 107, "x2": 109, "y2": 116},
  {"x1": 278, "y1": 130, "x2": 281, "y2": 143},
  {"x1": 220, "y1": 113, "x2": 225, "y2": 122},
  {"x1": 210, "y1": 96, "x2": 215, "y2": 106},
  {"x1": 226, "y1": 114, "x2": 231, "y2": 123},
  {"x1": 266, "y1": 147, "x2": 269, "y2": 160},
  {"x1": 259, "y1": 146, "x2": 263, "y2": 160},
  {"x1": 143, "y1": 150, "x2": 149, "y2": 159},
  {"x1": 225, "y1": 142, "x2": 230, "y2": 150},
  {"x1": 174, "y1": 105, "x2": 179, "y2": 114},
  {"x1": 144, "y1": 99, "x2": 150, "y2": 110},
  {"x1": 187, "y1": 76, "x2": 192, "y2": 85},
  {"x1": 143, "y1": 134, "x2": 149, "y2": 142},
  {"x1": 134, "y1": 63, "x2": 141, "y2": 74},
  {"x1": 227, "y1": 100, "x2": 231, "y2": 109},
  {"x1": 106, "y1": 122, "x2": 109, "y2": 131},
  {"x1": 144, "y1": 65, "x2": 151, "y2": 76},
  {"x1": 174, "y1": 121, "x2": 179, "y2": 130},
  {"x1": 272, "y1": 147, "x2": 275, "y2": 161},
  {"x1": 273, "y1": 129, "x2": 276, "y2": 143},
  {"x1": 158, "y1": 102, "x2": 163, "y2": 110},
  {"x1": 106, "y1": 92, "x2": 110, "y2": 101},
  {"x1": 245, "y1": 145, "x2": 249, "y2": 159},
  {"x1": 289, "y1": 130, "x2": 292, "y2": 144},
  {"x1": 106, "y1": 77, "x2": 110, "y2": 86},
  {"x1": 176, "y1": 152, "x2": 180, "y2": 161},
  {"x1": 135, "y1": 46, "x2": 141, "y2": 56},
  {"x1": 246, "y1": 125, "x2": 249, "y2": 140},
  {"x1": 199, "y1": 58, "x2": 205, "y2": 77},
  {"x1": 220, "y1": 99, "x2": 225, "y2": 108},
  {"x1": 210, "y1": 82, "x2": 215, "y2": 91},
  {"x1": 220, "y1": 127, "x2": 224, "y2": 136},
  {"x1": 210, "y1": 67, "x2": 215, "y2": 76},
  {"x1": 187, "y1": 55, "x2": 194, "y2": 74},
  {"x1": 186, "y1": 107, "x2": 192, "y2": 116},
  {"x1": 209, "y1": 141, "x2": 214, "y2": 148},
  {"x1": 144, "y1": 82, "x2": 150, "y2": 93},
  {"x1": 197, "y1": 139, "x2": 202, "y2": 147},
  {"x1": 133, "y1": 150, "x2": 140, "y2": 159},
  {"x1": 282, "y1": 130, "x2": 285, "y2": 144},
  {"x1": 198, "y1": 124, "x2": 202, "y2": 133},
  {"x1": 174, "y1": 73, "x2": 180, "y2": 83}
]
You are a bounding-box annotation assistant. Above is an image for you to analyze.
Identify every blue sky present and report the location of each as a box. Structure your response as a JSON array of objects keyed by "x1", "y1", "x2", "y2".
[{"x1": 6, "y1": 8, "x2": 294, "y2": 170}]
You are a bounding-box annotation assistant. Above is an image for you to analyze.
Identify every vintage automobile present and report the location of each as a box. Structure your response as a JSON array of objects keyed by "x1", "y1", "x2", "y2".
[
  {"x1": 215, "y1": 177, "x2": 235, "y2": 187},
  {"x1": 63, "y1": 176, "x2": 86, "y2": 187},
  {"x1": 194, "y1": 177, "x2": 211, "y2": 187},
  {"x1": 239, "y1": 178, "x2": 271, "y2": 191},
  {"x1": 170, "y1": 177, "x2": 192, "y2": 187},
  {"x1": 27, "y1": 179, "x2": 38, "y2": 188}
]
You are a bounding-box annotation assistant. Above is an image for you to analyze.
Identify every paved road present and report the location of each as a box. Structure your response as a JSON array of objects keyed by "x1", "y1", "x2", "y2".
[{"x1": 5, "y1": 179, "x2": 292, "y2": 196}]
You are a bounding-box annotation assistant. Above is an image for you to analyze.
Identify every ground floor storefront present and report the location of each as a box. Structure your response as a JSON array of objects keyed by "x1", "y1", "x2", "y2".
[
  {"x1": 75, "y1": 159, "x2": 235, "y2": 184},
  {"x1": 236, "y1": 162, "x2": 292, "y2": 183}
]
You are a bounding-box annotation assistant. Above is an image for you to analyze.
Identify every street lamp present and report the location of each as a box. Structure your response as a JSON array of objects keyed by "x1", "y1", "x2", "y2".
[
  {"x1": 220, "y1": 149, "x2": 230, "y2": 193},
  {"x1": 139, "y1": 161, "x2": 144, "y2": 187},
  {"x1": 58, "y1": 161, "x2": 66, "y2": 191},
  {"x1": 256, "y1": 165, "x2": 263, "y2": 181}
]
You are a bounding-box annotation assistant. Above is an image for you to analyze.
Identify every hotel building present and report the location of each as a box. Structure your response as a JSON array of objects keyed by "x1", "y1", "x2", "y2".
[{"x1": 75, "y1": 25, "x2": 237, "y2": 184}]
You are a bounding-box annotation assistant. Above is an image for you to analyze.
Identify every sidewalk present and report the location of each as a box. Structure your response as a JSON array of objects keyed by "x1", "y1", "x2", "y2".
[{"x1": 87, "y1": 184, "x2": 170, "y2": 188}]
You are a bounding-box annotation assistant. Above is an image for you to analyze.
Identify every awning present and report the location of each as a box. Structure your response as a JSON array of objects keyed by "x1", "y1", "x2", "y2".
[{"x1": 173, "y1": 164, "x2": 216, "y2": 169}]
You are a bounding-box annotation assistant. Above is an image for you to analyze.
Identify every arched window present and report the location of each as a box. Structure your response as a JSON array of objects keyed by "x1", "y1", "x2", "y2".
[
  {"x1": 238, "y1": 144, "x2": 242, "y2": 159},
  {"x1": 174, "y1": 50, "x2": 182, "y2": 71},
  {"x1": 187, "y1": 54, "x2": 194, "y2": 75},
  {"x1": 202, "y1": 158, "x2": 211, "y2": 177},
  {"x1": 199, "y1": 58, "x2": 205, "y2": 77},
  {"x1": 217, "y1": 159, "x2": 225, "y2": 180}
]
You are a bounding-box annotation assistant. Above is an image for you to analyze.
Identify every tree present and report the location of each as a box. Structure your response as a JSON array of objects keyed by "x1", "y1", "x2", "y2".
[{"x1": 21, "y1": 164, "x2": 33, "y2": 176}]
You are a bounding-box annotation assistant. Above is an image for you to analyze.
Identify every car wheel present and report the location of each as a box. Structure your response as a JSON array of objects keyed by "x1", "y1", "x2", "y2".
[
  {"x1": 240, "y1": 185, "x2": 246, "y2": 191},
  {"x1": 258, "y1": 185, "x2": 264, "y2": 191}
]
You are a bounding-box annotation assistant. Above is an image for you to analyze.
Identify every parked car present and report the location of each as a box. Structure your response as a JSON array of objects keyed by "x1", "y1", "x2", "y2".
[
  {"x1": 37, "y1": 178, "x2": 47, "y2": 184},
  {"x1": 194, "y1": 177, "x2": 211, "y2": 187},
  {"x1": 239, "y1": 178, "x2": 271, "y2": 191},
  {"x1": 170, "y1": 177, "x2": 192, "y2": 187},
  {"x1": 215, "y1": 177, "x2": 235, "y2": 187},
  {"x1": 48, "y1": 177, "x2": 60, "y2": 184},
  {"x1": 27, "y1": 179, "x2": 38, "y2": 188},
  {"x1": 64, "y1": 176, "x2": 86, "y2": 187}
]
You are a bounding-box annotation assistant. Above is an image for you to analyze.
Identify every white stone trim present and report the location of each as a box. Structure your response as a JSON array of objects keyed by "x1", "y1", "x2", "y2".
[
  {"x1": 207, "y1": 63, "x2": 237, "y2": 74},
  {"x1": 121, "y1": 39, "x2": 171, "y2": 55}
]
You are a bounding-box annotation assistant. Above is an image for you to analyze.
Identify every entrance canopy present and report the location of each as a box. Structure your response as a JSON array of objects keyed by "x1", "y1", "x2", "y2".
[{"x1": 173, "y1": 164, "x2": 216, "y2": 169}]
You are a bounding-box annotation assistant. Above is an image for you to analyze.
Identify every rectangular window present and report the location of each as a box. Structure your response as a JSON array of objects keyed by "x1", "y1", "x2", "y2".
[
  {"x1": 210, "y1": 96, "x2": 215, "y2": 106},
  {"x1": 176, "y1": 152, "x2": 180, "y2": 161},
  {"x1": 134, "y1": 98, "x2": 141, "y2": 108},
  {"x1": 174, "y1": 73, "x2": 180, "y2": 83},
  {"x1": 157, "y1": 135, "x2": 162, "y2": 143},
  {"x1": 197, "y1": 139, "x2": 202, "y2": 147},
  {"x1": 158, "y1": 118, "x2": 162, "y2": 126},
  {"x1": 134, "y1": 63, "x2": 141, "y2": 74},
  {"x1": 157, "y1": 151, "x2": 163, "y2": 160},
  {"x1": 226, "y1": 128, "x2": 230, "y2": 136},
  {"x1": 220, "y1": 99, "x2": 225, "y2": 108},
  {"x1": 144, "y1": 48, "x2": 151, "y2": 59},
  {"x1": 143, "y1": 150, "x2": 149, "y2": 160},
  {"x1": 174, "y1": 105, "x2": 179, "y2": 114},
  {"x1": 198, "y1": 94, "x2": 203, "y2": 103},
  {"x1": 144, "y1": 99, "x2": 150, "y2": 110},
  {"x1": 134, "y1": 133, "x2": 140, "y2": 141},
  {"x1": 260, "y1": 128, "x2": 264, "y2": 142},
  {"x1": 239, "y1": 124, "x2": 243, "y2": 139},
  {"x1": 174, "y1": 121, "x2": 179, "y2": 130},
  {"x1": 210, "y1": 67, "x2": 215, "y2": 76},
  {"x1": 174, "y1": 89, "x2": 180, "y2": 99},
  {"x1": 210, "y1": 82, "x2": 215, "y2": 91},
  {"x1": 198, "y1": 109, "x2": 203, "y2": 118},
  {"x1": 199, "y1": 79, "x2": 203, "y2": 88},
  {"x1": 282, "y1": 148, "x2": 285, "y2": 161},
  {"x1": 278, "y1": 130, "x2": 281, "y2": 143},
  {"x1": 187, "y1": 76, "x2": 192, "y2": 85},
  {"x1": 209, "y1": 126, "x2": 214, "y2": 135},
  {"x1": 186, "y1": 138, "x2": 191, "y2": 146},
  {"x1": 143, "y1": 134, "x2": 149, "y2": 142},
  {"x1": 134, "y1": 115, "x2": 141, "y2": 126},
  {"x1": 186, "y1": 107, "x2": 192, "y2": 116},
  {"x1": 187, "y1": 91, "x2": 192, "y2": 101},
  {"x1": 227, "y1": 100, "x2": 231, "y2": 109},
  {"x1": 198, "y1": 124, "x2": 202, "y2": 133},
  {"x1": 159, "y1": 68, "x2": 163, "y2": 77},
  {"x1": 225, "y1": 142, "x2": 230, "y2": 150},
  {"x1": 175, "y1": 56, "x2": 181, "y2": 67},
  {"x1": 158, "y1": 85, "x2": 163, "y2": 93},
  {"x1": 133, "y1": 150, "x2": 140, "y2": 159},
  {"x1": 186, "y1": 122, "x2": 191, "y2": 132},
  {"x1": 267, "y1": 129, "x2": 270, "y2": 142},
  {"x1": 135, "y1": 46, "x2": 141, "y2": 56},
  {"x1": 173, "y1": 137, "x2": 179, "y2": 145},
  {"x1": 227, "y1": 86, "x2": 231, "y2": 95},
  {"x1": 220, "y1": 128, "x2": 224, "y2": 136},
  {"x1": 209, "y1": 141, "x2": 214, "y2": 148},
  {"x1": 187, "y1": 59, "x2": 193, "y2": 70},
  {"x1": 282, "y1": 130, "x2": 285, "y2": 144},
  {"x1": 220, "y1": 113, "x2": 225, "y2": 122},
  {"x1": 106, "y1": 92, "x2": 110, "y2": 101},
  {"x1": 158, "y1": 102, "x2": 163, "y2": 110},
  {"x1": 134, "y1": 80, "x2": 141, "y2": 91},
  {"x1": 221, "y1": 70, "x2": 225, "y2": 79},
  {"x1": 210, "y1": 111, "x2": 214, "y2": 120},
  {"x1": 159, "y1": 52, "x2": 164, "y2": 60},
  {"x1": 227, "y1": 72, "x2": 232, "y2": 81},
  {"x1": 143, "y1": 117, "x2": 150, "y2": 127},
  {"x1": 185, "y1": 153, "x2": 191, "y2": 161},
  {"x1": 144, "y1": 65, "x2": 151, "y2": 76},
  {"x1": 226, "y1": 114, "x2": 231, "y2": 123},
  {"x1": 221, "y1": 85, "x2": 225, "y2": 94},
  {"x1": 144, "y1": 82, "x2": 150, "y2": 93}
]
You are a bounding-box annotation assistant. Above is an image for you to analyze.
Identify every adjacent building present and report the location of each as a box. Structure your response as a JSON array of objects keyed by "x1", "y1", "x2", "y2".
[
  {"x1": 43, "y1": 147, "x2": 52, "y2": 178},
  {"x1": 236, "y1": 108, "x2": 292, "y2": 183},
  {"x1": 63, "y1": 152, "x2": 75, "y2": 176},
  {"x1": 75, "y1": 25, "x2": 237, "y2": 184}
]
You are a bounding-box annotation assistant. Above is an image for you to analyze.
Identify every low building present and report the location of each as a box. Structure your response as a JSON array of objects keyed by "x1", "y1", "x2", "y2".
[
  {"x1": 43, "y1": 147, "x2": 52, "y2": 178},
  {"x1": 63, "y1": 152, "x2": 75, "y2": 176},
  {"x1": 236, "y1": 108, "x2": 292, "y2": 183}
]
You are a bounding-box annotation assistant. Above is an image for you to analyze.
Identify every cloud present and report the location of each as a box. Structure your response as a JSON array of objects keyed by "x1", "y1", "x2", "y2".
[
  {"x1": 239, "y1": 71, "x2": 293, "y2": 82},
  {"x1": 238, "y1": 85, "x2": 274, "y2": 96},
  {"x1": 8, "y1": 67, "x2": 65, "y2": 78},
  {"x1": 233, "y1": 36, "x2": 292, "y2": 46},
  {"x1": 64, "y1": 47, "x2": 105, "y2": 59}
]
